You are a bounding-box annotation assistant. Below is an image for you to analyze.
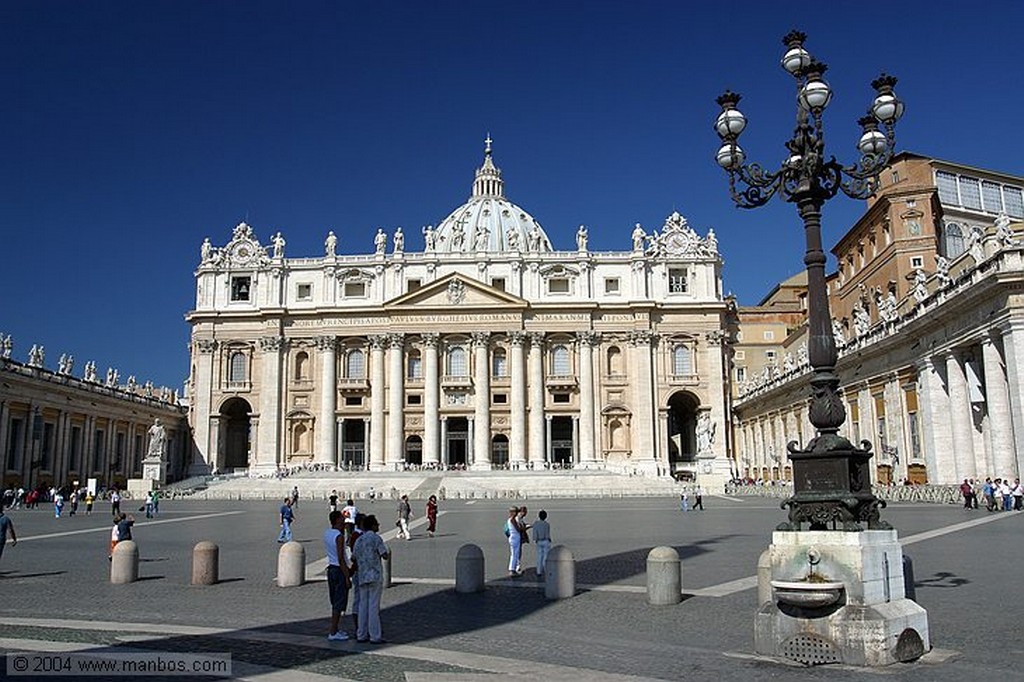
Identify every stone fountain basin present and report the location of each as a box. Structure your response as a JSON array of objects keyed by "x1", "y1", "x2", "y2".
[{"x1": 771, "y1": 580, "x2": 845, "y2": 608}]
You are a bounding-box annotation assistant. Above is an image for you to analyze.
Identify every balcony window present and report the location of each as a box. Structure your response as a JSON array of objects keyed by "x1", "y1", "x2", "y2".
[
  {"x1": 550, "y1": 345, "x2": 570, "y2": 375},
  {"x1": 672, "y1": 345, "x2": 693, "y2": 376},
  {"x1": 448, "y1": 346, "x2": 468, "y2": 377},
  {"x1": 346, "y1": 350, "x2": 365, "y2": 379}
]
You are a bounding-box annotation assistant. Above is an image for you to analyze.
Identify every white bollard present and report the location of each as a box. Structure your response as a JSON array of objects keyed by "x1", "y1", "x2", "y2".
[
  {"x1": 382, "y1": 552, "x2": 392, "y2": 588},
  {"x1": 455, "y1": 544, "x2": 485, "y2": 593},
  {"x1": 277, "y1": 541, "x2": 305, "y2": 587},
  {"x1": 191, "y1": 541, "x2": 219, "y2": 585},
  {"x1": 110, "y1": 540, "x2": 139, "y2": 584},
  {"x1": 544, "y1": 545, "x2": 575, "y2": 600},
  {"x1": 757, "y1": 548, "x2": 772, "y2": 606},
  {"x1": 646, "y1": 546, "x2": 682, "y2": 605}
]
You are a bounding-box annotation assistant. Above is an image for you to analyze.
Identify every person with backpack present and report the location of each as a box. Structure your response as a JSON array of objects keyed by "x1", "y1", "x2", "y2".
[{"x1": 504, "y1": 506, "x2": 525, "y2": 577}]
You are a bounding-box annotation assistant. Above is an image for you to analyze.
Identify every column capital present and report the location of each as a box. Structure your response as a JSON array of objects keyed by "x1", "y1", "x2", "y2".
[
  {"x1": 195, "y1": 338, "x2": 218, "y2": 354},
  {"x1": 509, "y1": 331, "x2": 528, "y2": 347},
  {"x1": 388, "y1": 333, "x2": 405, "y2": 350},
  {"x1": 368, "y1": 334, "x2": 388, "y2": 350},
  {"x1": 527, "y1": 331, "x2": 545, "y2": 348},
  {"x1": 258, "y1": 336, "x2": 286, "y2": 353},
  {"x1": 315, "y1": 335, "x2": 337, "y2": 352},
  {"x1": 628, "y1": 330, "x2": 654, "y2": 346},
  {"x1": 705, "y1": 329, "x2": 727, "y2": 345},
  {"x1": 471, "y1": 331, "x2": 491, "y2": 348},
  {"x1": 422, "y1": 332, "x2": 440, "y2": 348},
  {"x1": 577, "y1": 331, "x2": 601, "y2": 347}
]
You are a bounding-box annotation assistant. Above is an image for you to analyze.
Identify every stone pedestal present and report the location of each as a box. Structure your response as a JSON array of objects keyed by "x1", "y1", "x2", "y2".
[
  {"x1": 127, "y1": 478, "x2": 154, "y2": 497},
  {"x1": 141, "y1": 457, "x2": 166, "y2": 485},
  {"x1": 755, "y1": 530, "x2": 929, "y2": 667}
]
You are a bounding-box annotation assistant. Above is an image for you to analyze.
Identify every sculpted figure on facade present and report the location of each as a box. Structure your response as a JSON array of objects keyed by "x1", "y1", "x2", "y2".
[
  {"x1": 968, "y1": 224, "x2": 985, "y2": 263},
  {"x1": 28, "y1": 344, "x2": 44, "y2": 368},
  {"x1": 797, "y1": 342, "x2": 808, "y2": 366},
  {"x1": 126, "y1": 375, "x2": 136, "y2": 392},
  {"x1": 506, "y1": 226, "x2": 519, "y2": 250},
  {"x1": 696, "y1": 411, "x2": 716, "y2": 455},
  {"x1": 935, "y1": 255, "x2": 951, "y2": 287},
  {"x1": 271, "y1": 232, "x2": 286, "y2": 259},
  {"x1": 631, "y1": 223, "x2": 646, "y2": 251},
  {"x1": 853, "y1": 302, "x2": 871, "y2": 337},
  {"x1": 994, "y1": 213, "x2": 1019, "y2": 247},
  {"x1": 201, "y1": 238, "x2": 214, "y2": 264},
  {"x1": 450, "y1": 221, "x2": 465, "y2": 251},
  {"x1": 1, "y1": 334, "x2": 11, "y2": 359},
  {"x1": 912, "y1": 269, "x2": 929, "y2": 303},
  {"x1": 783, "y1": 352, "x2": 796, "y2": 373},
  {"x1": 527, "y1": 225, "x2": 541, "y2": 252},
  {"x1": 147, "y1": 418, "x2": 167, "y2": 459},
  {"x1": 422, "y1": 225, "x2": 436, "y2": 252},
  {"x1": 374, "y1": 228, "x2": 387, "y2": 255},
  {"x1": 475, "y1": 225, "x2": 490, "y2": 251},
  {"x1": 393, "y1": 227, "x2": 404, "y2": 253},
  {"x1": 576, "y1": 224, "x2": 588, "y2": 251},
  {"x1": 83, "y1": 361, "x2": 97, "y2": 382},
  {"x1": 704, "y1": 228, "x2": 719, "y2": 256},
  {"x1": 325, "y1": 231, "x2": 337, "y2": 257},
  {"x1": 876, "y1": 288, "x2": 898, "y2": 322}
]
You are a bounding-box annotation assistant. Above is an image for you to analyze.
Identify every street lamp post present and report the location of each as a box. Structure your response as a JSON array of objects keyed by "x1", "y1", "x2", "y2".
[{"x1": 715, "y1": 31, "x2": 904, "y2": 531}]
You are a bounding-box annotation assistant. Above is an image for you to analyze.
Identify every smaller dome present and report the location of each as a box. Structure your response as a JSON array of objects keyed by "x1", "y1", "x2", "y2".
[{"x1": 432, "y1": 137, "x2": 553, "y2": 254}]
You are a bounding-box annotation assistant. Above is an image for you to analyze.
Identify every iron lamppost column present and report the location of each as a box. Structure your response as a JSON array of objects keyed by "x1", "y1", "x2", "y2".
[{"x1": 714, "y1": 31, "x2": 904, "y2": 531}]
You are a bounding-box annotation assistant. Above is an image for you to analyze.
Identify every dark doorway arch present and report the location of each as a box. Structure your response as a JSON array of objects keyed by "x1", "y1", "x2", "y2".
[
  {"x1": 667, "y1": 392, "x2": 699, "y2": 478},
  {"x1": 405, "y1": 435, "x2": 423, "y2": 466},
  {"x1": 446, "y1": 417, "x2": 468, "y2": 468},
  {"x1": 492, "y1": 434, "x2": 509, "y2": 468},
  {"x1": 551, "y1": 416, "x2": 574, "y2": 466},
  {"x1": 220, "y1": 397, "x2": 252, "y2": 471}
]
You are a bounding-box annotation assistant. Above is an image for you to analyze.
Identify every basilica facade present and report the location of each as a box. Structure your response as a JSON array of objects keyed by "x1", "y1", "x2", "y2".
[{"x1": 186, "y1": 143, "x2": 732, "y2": 485}]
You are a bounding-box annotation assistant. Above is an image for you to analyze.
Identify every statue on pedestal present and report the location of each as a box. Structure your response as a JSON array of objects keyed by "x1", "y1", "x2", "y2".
[{"x1": 147, "y1": 418, "x2": 166, "y2": 460}]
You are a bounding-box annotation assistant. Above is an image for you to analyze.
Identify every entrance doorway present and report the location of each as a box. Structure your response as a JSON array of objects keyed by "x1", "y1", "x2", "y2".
[
  {"x1": 446, "y1": 417, "x2": 468, "y2": 468},
  {"x1": 551, "y1": 416, "x2": 574, "y2": 467},
  {"x1": 667, "y1": 392, "x2": 699, "y2": 478},
  {"x1": 340, "y1": 420, "x2": 366, "y2": 470},
  {"x1": 220, "y1": 398, "x2": 252, "y2": 471},
  {"x1": 405, "y1": 436, "x2": 422, "y2": 466},
  {"x1": 492, "y1": 434, "x2": 509, "y2": 468}
]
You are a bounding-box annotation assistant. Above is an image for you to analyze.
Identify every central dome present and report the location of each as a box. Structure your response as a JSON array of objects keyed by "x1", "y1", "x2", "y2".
[{"x1": 432, "y1": 137, "x2": 553, "y2": 254}]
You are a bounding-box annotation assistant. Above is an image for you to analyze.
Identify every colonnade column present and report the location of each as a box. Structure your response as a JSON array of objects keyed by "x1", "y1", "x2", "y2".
[
  {"x1": 528, "y1": 333, "x2": 546, "y2": 463},
  {"x1": 578, "y1": 332, "x2": 597, "y2": 466},
  {"x1": 915, "y1": 356, "x2": 950, "y2": 483},
  {"x1": 316, "y1": 336, "x2": 337, "y2": 465},
  {"x1": 369, "y1": 335, "x2": 387, "y2": 471},
  {"x1": 1000, "y1": 322, "x2": 1024, "y2": 479},
  {"x1": 509, "y1": 332, "x2": 527, "y2": 465},
  {"x1": 946, "y1": 350, "x2": 974, "y2": 481},
  {"x1": 472, "y1": 332, "x2": 491, "y2": 470},
  {"x1": 256, "y1": 336, "x2": 284, "y2": 473},
  {"x1": 982, "y1": 331, "x2": 1016, "y2": 477},
  {"x1": 387, "y1": 333, "x2": 405, "y2": 469},
  {"x1": 628, "y1": 331, "x2": 657, "y2": 473},
  {"x1": 189, "y1": 339, "x2": 217, "y2": 475},
  {"x1": 423, "y1": 333, "x2": 440, "y2": 466}
]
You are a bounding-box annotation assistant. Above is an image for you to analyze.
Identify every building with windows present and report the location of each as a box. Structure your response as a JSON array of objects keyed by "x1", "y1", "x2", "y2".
[
  {"x1": 732, "y1": 153, "x2": 1024, "y2": 485},
  {"x1": 186, "y1": 142, "x2": 733, "y2": 484}
]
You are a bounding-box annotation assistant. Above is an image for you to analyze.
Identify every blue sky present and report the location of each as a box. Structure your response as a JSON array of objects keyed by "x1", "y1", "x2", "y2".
[{"x1": 3, "y1": 1, "x2": 1023, "y2": 390}]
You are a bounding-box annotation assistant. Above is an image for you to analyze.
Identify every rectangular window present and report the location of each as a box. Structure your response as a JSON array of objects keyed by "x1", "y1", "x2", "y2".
[
  {"x1": 407, "y1": 279, "x2": 422, "y2": 292},
  {"x1": 407, "y1": 394, "x2": 422, "y2": 406},
  {"x1": 765, "y1": 350, "x2": 776, "y2": 361},
  {"x1": 297, "y1": 283, "x2": 312, "y2": 300},
  {"x1": 763, "y1": 330, "x2": 775, "y2": 341},
  {"x1": 734, "y1": 350, "x2": 745, "y2": 360},
  {"x1": 735, "y1": 366, "x2": 746, "y2": 382},
  {"x1": 982, "y1": 181, "x2": 1004, "y2": 214},
  {"x1": 960, "y1": 177, "x2": 982, "y2": 210},
  {"x1": 553, "y1": 393, "x2": 571, "y2": 404},
  {"x1": 548, "y1": 278, "x2": 570, "y2": 294},
  {"x1": 343, "y1": 281, "x2": 366, "y2": 298},
  {"x1": 230, "y1": 276, "x2": 251, "y2": 301},
  {"x1": 604, "y1": 277, "x2": 620, "y2": 294},
  {"x1": 1005, "y1": 187, "x2": 1024, "y2": 218},
  {"x1": 910, "y1": 256, "x2": 923, "y2": 268},
  {"x1": 407, "y1": 356, "x2": 422, "y2": 379},
  {"x1": 936, "y1": 171, "x2": 959, "y2": 205},
  {"x1": 490, "y1": 277, "x2": 506, "y2": 291},
  {"x1": 493, "y1": 393, "x2": 508, "y2": 404},
  {"x1": 344, "y1": 396, "x2": 362, "y2": 407},
  {"x1": 668, "y1": 269, "x2": 687, "y2": 293}
]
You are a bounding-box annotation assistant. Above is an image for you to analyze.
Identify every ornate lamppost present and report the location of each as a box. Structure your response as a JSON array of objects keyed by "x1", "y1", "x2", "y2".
[{"x1": 714, "y1": 31, "x2": 904, "y2": 531}]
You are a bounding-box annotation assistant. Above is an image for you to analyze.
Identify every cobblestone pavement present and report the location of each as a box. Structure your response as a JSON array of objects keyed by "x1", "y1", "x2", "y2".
[{"x1": 0, "y1": 495, "x2": 1021, "y2": 680}]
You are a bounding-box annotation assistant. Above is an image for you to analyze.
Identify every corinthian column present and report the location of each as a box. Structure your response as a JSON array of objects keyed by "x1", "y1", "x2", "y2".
[
  {"x1": 946, "y1": 350, "x2": 974, "y2": 481},
  {"x1": 982, "y1": 331, "x2": 1016, "y2": 477},
  {"x1": 256, "y1": 336, "x2": 285, "y2": 473},
  {"x1": 387, "y1": 333, "x2": 405, "y2": 468},
  {"x1": 369, "y1": 335, "x2": 387, "y2": 471},
  {"x1": 423, "y1": 333, "x2": 440, "y2": 465},
  {"x1": 472, "y1": 331, "x2": 491, "y2": 470},
  {"x1": 578, "y1": 332, "x2": 598, "y2": 465},
  {"x1": 528, "y1": 332, "x2": 546, "y2": 463},
  {"x1": 629, "y1": 330, "x2": 657, "y2": 473},
  {"x1": 509, "y1": 332, "x2": 527, "y2": 465},
  {"x1": 316, "y1": 336, "x2": 337, "y2": 465},
  {"x1": 189, "y1": 339, "x2": 218, "y2": 475}
]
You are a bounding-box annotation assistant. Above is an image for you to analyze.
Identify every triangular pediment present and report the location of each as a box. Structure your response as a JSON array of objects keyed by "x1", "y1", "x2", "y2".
[{"x1": 385, "y1": 272, "x2": 528, "y2": 310}]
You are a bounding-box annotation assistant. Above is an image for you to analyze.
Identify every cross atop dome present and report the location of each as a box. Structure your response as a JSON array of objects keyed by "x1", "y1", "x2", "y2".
[
  {"x1": 473, "y1": 134, "x2": 504, "y2": 198},
  {"x1": 484, "y1": 133, "x2": 492, "y2": 155}
]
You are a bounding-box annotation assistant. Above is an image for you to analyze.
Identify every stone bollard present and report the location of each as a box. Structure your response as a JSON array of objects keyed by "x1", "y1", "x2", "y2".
[
  {"x1": 382, "y1": 552, "x2": 392, "y2": 588},
  {"x1": 455, "y1": 544, "x2": 485, "y2": 593},
  {"x1": 646, "y1": 546, "x2": 682, "y2": 605},
  {"x1": 903, "y1": 553, "x2": 917, "y2": 602},
  {"x1": 544, "y1": 545, "x2": 575, "y2": 600},
  {"x1": 757, "y1": 548, "x2": 772, "y2": 606},
  {"x1": 110, "y1": 540, "x2": 139, "y2": 584},
  {"x1": 191, "y1": 541, "x2": 219, "y2": 585},
  {"x1": 277, "y1": 541, "x2": 305, "y2": 587}
]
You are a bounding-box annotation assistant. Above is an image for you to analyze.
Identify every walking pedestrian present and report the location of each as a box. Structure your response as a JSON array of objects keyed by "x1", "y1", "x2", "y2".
[
  {"x1": 342, "y1": 499, "x2": 359, "y2": 542},
  {"x1": 532, "y1": 510, "x2": 552, "y2": 577},
  {"x1": 0, "y1": 507, "x2": 17, "y2": 563},
  {"x1": 515, "y1": 506, "x2": 531, "y2": 573},
  {"x1": 505, "y1": 507, "x2": 525, "y2": 577},
  {"x1": 352, "y1": 515, "x2": 390, "y2": 644},
  {"x1": 329, "y1": 490, "x2": 340, "y2": 514},
  {"x1": 85, "y1": 491, "x2": 94, "y2": 515},
  {"x1": 324, "y1": 510, "x2": 352, "y2": 641},
  {"x1": 693, "y1": 487, "x2": 705, "y2": 511},
  {"x1": 396, "y1": 495, "x2": 412, "y2": 540},
  {"x1": 680, "y1": 490, "x2": 689, "y2": 512},
  {"x1": 69, "y1": 490, "x2": 79, "y2": 516},
  {"x1": 110, "y1": 489, "x2": 121, "y2": 517},
  {"x1": 290, "y1": 486, "x2": 300, "y2": 509},
  {"x1": 278, "y1": 498, "x2": 295, "y2": 543},
  {"x1": 425, "y1": 495, "x2": 438, "y2": 537},
  {"x1": 54, "y1": 491, "x2": 64, "y2": 518}
]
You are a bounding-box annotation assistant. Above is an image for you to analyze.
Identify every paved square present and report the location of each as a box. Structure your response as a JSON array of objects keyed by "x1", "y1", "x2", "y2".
[{"x1": 1, "y1": 493, "x2": 1021, "y2": 680}]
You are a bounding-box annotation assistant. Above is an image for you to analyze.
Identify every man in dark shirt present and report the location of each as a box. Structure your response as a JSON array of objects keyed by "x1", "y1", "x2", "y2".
[
  {"x1": 278, "y1": 498, "x2": 295, "y2": 542},
  {"x1": 116, "y1": 513, "x2": 135, "y2": 542}
]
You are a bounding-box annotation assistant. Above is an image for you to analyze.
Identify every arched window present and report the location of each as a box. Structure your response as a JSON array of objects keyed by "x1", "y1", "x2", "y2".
[
  {"x1": 448, "y1": 346, "x2": 467, "y2": 376},
  {"x1": 228, "y1": 351, "x2": 247, "y2": 383},
  {"x1": 407, "y1": 350, "x2": 422, "y2": 379},
  {"x1": 944, "y1": 222, "x2": 966, "y2": 259},
  {"x1": 551, "y1": 345, "x2": 571, "y2": 375},
  {"x1": 492, "y1": 347, "x2": 508, "y2": 377},
  {"x1": 606, "y1": 346, "x2": 623, "y2": 375},
  {"x1": 346, "y1": 349, "x2": 365, "y2": 379},
  {"x1": 294, "y1": 351, "x2": 309, "y2": 381},
  {"x1": 672, "y1": 345, "x2": 693, "y2": 376}
]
